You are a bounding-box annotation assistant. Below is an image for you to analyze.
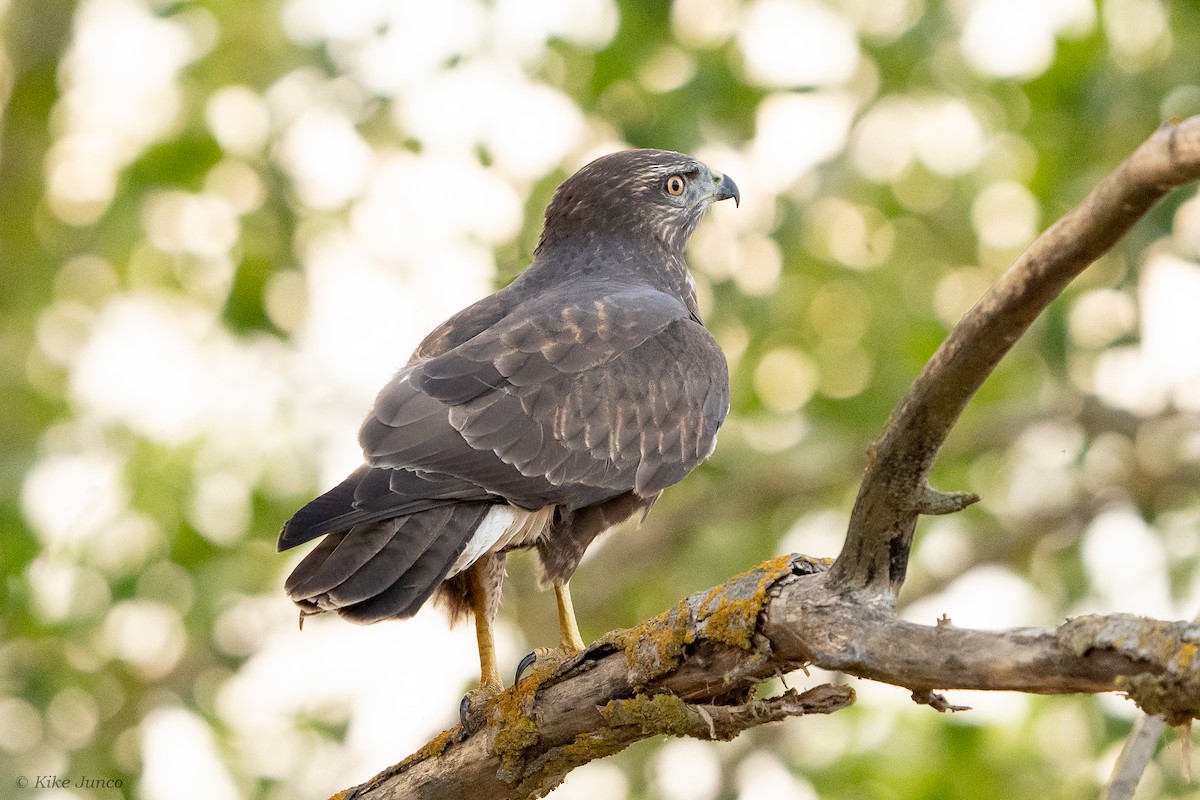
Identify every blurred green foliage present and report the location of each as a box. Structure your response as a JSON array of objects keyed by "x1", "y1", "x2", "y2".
[{"x1": 5, "y1": 0, "x2": 1200, "y2": 798}]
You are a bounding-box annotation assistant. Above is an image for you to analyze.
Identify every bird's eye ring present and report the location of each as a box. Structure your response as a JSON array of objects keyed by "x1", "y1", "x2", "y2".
[{"x1": 665, "y1": 175, "x2": 686, "y2": 196}]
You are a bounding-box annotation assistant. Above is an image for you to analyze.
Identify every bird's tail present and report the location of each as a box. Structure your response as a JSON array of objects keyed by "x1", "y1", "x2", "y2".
[{"x1": 282, "y1": 502, "x2": 490, "y2": 624}]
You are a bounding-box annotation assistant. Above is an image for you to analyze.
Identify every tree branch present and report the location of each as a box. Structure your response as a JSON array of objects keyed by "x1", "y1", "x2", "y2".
[
  {"x1": 829, "y1": 115, "x2": 1200, "y2": 600},
  {"x1": 1100, "y1": 713, "x2": 1168, "y2": 800},
  {"x1": 338, "y1": 557, "x2": 1200, "y2": 800},
  {"x1": 331, "y1": 116, "x2": 1200, "y2": 799}
]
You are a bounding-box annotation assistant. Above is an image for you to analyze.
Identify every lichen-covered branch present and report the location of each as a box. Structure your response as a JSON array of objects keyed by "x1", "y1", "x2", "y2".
[
  {"x1": 829, "y1": 115, "x2": 1200, "y2": 600},
  {"x1": 336, "y1": 556, "x2": 1200, "y2": 800},
  {"x1": 327, "y1": 117, "x2": 1200, "y2": 799},
  {"x1": 335, "y1": 557, "x2": 849, "y2": 800}
]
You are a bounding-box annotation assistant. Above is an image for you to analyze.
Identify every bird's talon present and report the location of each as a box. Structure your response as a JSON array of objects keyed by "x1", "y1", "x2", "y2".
[
  {"x1": 458, "y1": 694, "x2": 472, "y2": 729},
  {"x1": 515, "y1": 644, "x2": 586, "y2": 685},
  {"x1": 458, "y1": 685, "x2": 501, "y2": 733},
  {"x1": 515, "y1": 646, "x2": 554, "y2": 684},
  {"x1": 515, "y1": 650, "x2": 540, "y2": 685}
]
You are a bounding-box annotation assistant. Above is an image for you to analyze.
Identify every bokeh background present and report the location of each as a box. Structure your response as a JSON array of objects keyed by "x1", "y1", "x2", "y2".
[{"x1": 4, "y1": 0, "x2": 1200, "y2": 798}]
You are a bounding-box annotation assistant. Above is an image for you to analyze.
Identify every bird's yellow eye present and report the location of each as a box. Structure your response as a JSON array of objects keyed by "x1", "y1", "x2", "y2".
[{"x1": 665, "y1": 175, "x2": 686, "y2": 196}]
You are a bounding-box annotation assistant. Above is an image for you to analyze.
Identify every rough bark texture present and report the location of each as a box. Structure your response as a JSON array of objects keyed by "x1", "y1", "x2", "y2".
[{"x1": 331, "y1": 116, "x2": 1200, "y2": 800}]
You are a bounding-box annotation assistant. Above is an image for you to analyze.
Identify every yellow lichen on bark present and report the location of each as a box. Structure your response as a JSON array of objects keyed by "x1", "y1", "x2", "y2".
[
  {"x1": 598, "y1": 596, "x2": 693, "y2": 685},
  {"x1": 330, "y1": 725, "x2": 457, "y2": 799},
  {"x1": 599, "y1": 554, "x2": 804, "y2": 687},
  {"x1": 404, "y1": 726, "x2": 455, "y2": 765},
  {"x1": 491, "y1": 654, "x2": 567, "y2": 781},
  {"x1": 1178, "y1": 643, "x2": 1198, "y2": 673},
  {"x1": 512, "y1": 730, "x2": 631, "y2": 797},
  {"x1": 1059, "y1": 614, "x2": 1200, "y2": 723},
  {"x1": 697, "y1": 554, "x2": 802, "y2": 651}
]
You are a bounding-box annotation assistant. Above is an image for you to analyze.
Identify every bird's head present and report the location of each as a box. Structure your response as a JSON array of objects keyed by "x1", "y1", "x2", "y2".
[{"x1": 537, "y1": 149, "x2": 740, "y2": 254}]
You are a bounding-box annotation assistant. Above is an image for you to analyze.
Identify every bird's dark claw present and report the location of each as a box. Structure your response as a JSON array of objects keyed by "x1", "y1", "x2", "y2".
[
  {"x1": 515, "y1": 645, "x2": 587, "y2": 685},
  {"x1": 515, "y1": 650, "x2": 540, "y2": 685},
  {"x1": 458, "y1": 694, "x2": 472, "y2": 729},
  {"x1": 458, "y1": 687, "x2": 499, "y2": 734}
]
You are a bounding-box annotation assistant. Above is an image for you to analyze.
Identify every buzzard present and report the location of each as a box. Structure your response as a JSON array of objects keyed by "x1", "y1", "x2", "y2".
[{"x1": 278, "y1": 149, "x2": 738, "y2": 697}]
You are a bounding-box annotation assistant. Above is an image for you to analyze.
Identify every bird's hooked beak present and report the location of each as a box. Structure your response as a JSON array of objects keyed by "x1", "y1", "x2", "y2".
[{"x1": 710, "y1": 170, "x2": 740, "y2": 208}]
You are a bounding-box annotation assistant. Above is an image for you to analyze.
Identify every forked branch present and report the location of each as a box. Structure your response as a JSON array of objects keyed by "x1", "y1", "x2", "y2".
[
  {"x1": 830, "y1": 116, "x2": 1200, "y2": 600},
  {"x1": 334, "y1": 116, "x2": 1200, "y2": 800},
  {"x1": 339, "y1": 556, "x2": 1200, "y2": 799}
]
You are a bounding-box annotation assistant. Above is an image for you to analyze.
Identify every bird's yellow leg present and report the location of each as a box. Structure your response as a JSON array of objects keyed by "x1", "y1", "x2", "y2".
[
  {"x1": 468, "y1": 561, "x2": 503, "y2": 694},
  {"x1": 554, "y1": 579, "x2": 586, "y2": 654},
  {"x1": 513, "y1": 579, "x2": 587, "y2": 685}
]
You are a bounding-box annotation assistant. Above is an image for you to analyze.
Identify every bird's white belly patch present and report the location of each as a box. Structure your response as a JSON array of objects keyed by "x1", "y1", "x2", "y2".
[{"x1": 447, "y1": 505, "x2": 554, "y2": 577}]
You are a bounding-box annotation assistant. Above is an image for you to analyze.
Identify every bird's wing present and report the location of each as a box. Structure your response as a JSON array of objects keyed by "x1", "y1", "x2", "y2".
[{"x1": 361, "y1": 282, "x2": 730, "y2": 506}]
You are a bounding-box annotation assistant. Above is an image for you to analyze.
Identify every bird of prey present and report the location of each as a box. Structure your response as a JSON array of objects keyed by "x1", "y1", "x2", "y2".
[{"x1": 278, "y1": 148, "x2": 738, "y2": 698}]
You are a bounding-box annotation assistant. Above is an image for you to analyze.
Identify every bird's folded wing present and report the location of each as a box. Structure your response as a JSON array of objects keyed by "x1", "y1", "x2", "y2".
[{"x1": 360, "y1": 283, "x2": 730, "y2": 505}]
